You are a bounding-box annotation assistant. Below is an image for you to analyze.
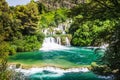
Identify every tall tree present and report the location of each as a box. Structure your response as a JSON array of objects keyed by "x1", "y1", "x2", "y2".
[
  {"x1": 0, "y1": 0, "x2": 11, "y2": 79},
  {"x1": 15, "y1": 1, "x2": 39, "y2": 35},
  {"x1": 69, "y1": 0, "x2": 120, "y2": 79}
]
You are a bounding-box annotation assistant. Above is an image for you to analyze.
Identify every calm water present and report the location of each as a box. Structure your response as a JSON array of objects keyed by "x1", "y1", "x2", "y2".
[{"x1": 9, "y1": 47, "x2": 111, "y2": 80}]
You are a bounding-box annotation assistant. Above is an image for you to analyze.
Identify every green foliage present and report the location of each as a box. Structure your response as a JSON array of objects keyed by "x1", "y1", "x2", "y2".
[
  {"x1": 0, "y1": 1, "x2": 45, "y2": 79},
  {"x1": 0, "y1": 0, "x2": 45, "y2": 53},
  {"x1": 0, "y1": 0, "x2": 11, "y2": 79},
  {"x1": 68, "y1": 0, "x2": 118, "y2": 46},
  {"x1": 54, "y1": 12, "x2": 66, "y2": 25},
  {"x1": 104, "y1": 25, "x2": 120, "y2": 78},
  {"x1": 0, "y1": 42, "x2": 10, "y2": 80},
  {"x1": 39, "y1": 8, "x2": 68, "y2": 28},
  {"x1": 70, "y1": 19, "x2": 116, "y2": 46},
  {"x1": 68, "y1": 0, "x2": 120, "y2": 79},
  {"x1": 0, "y1": 69, "x2": 26, "y2": 80},
  {"x1": 91, "y1": 63, "x2": 112, "y2": 76},
  {"x1": 36, "y1": 2, "x2": 47, "y2": 14},
  {"x1": 11, "y1": 34, "x2": 44, "y2": 52},
  {"x1": 16, "y1": 64, "x2": 21, "y2": 68},
  {"x1": 55, "y1": 30, "x2": 62, "y2": 34},
  {"x1": 1, "y1": 0, "x2": 120, "y2": 79},
  {"x1": 14, "y1": 1, "x2": 39, "y2": 35},
  {"x1": 6, "y1": 1, "x2": 44, "y2": 52}
]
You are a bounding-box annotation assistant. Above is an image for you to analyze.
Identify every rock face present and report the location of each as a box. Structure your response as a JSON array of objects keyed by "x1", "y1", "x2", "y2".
[{"x1": 37, "y1": 0, "x2": 87, "y2": 10}]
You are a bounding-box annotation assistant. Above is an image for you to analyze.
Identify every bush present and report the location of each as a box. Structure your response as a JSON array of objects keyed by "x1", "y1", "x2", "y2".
[
  {"x1": 91, "y1": 62, "x2": 112, "y2": 76},
  {"x1": 16, "y1": 64, "x2": 21, "y2": 68},
  {"x1": 70, "y1": 20, "x2": 115, "y2": 46},
  {"x1": 12, "y1": 34, "x2": 44, "y2": 52}
]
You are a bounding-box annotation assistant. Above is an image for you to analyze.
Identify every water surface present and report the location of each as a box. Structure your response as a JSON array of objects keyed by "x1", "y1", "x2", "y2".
[{"x1": 9, "y1": 47, "x2": 109, "y2": 80}]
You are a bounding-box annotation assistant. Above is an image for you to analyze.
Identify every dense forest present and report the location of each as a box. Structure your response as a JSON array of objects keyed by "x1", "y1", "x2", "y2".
[{"x1": 0, "y1": 0, "x2": 120, "y2": 80}]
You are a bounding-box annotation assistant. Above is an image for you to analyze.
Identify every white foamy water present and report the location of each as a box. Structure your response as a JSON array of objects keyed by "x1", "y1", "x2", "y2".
[
  {"x1": 84, "y1": 44, "x2": 109, "y2": 51},
  {"x1": 65, "y1": 37, "x2": 71, "y2": 46},
  {"x1": 100, "y1": 44, "x2": 109, "y2": 49},
  {"x1": 40, "y1": 43, "x2": 69, "y2": 51},
  {"x1": 13, "y1": 66, "x2": 89, "y2": 76},
  {"x1": 98, "y1": 75, "x2": 114, "y2": 80},
  {"x1": 40, "y1": 37, "x2": 69, "y2": 51},
  {"x1": 33, "y1": 73, "x2": 64, "y2": 78}
]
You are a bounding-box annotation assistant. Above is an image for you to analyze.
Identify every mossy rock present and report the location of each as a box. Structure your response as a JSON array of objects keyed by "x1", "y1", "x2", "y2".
[{"x1": 16, "y1": 64, "x2": 21, "y2": 68}]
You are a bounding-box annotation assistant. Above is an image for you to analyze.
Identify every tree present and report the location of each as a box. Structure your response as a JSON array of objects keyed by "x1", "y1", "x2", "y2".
[
  {"x1": 104, "y1": 24, "x2": 120, "y2": 79},
  {"x1": 15, "y1": 1, "x2": 39, "y2": 35},
  {"x1": 10, "y1": 1, "x2": 45, "y2": 52},
  {"x1": 54, "y1": 12, "x2": 65, "y2": 26},
  {"x1": 0, "y1": 0, "x2": 11, "y2": 79},
  {"x1": 69, "y1": 0, "x2": 120, "y2": 79}
]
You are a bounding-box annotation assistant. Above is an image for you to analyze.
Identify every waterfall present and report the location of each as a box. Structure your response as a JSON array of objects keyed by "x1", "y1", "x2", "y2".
[
  {"x1": 65, "y1": 37, "x2": 71, "y2": 46},
  {"x1": 46, "y1": 37, "x2": 55, "y2": 43},
  {"x1": 62, "y1": 31, "x2": 66, "y2": 34},
  {"x1": 57, "y1": 23, "x2": 66, "y2": 34},
  {"x1": 44, "y1": 37, "x2": 61, "y2": 44},
  {"x1": 56, "y1": 37, "x2": 61, "y2": 45},
  {"x1": 40, "y1": 19, "x2": 72, "y2": 51},
  {"x1": 58, "y1": 24, "x2": 64, "y2": 31},
  {"x1": 40, "y1": 37, "x2": 69, "y2": 51}
]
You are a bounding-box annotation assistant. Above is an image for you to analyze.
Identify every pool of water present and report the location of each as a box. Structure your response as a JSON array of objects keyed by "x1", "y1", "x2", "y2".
[
  {"x1": 9, "y1": 47, "x2": 109, "y2": 80},
  {"x1": 9, "y1": 47, "x2": 104, "y2": 67}
]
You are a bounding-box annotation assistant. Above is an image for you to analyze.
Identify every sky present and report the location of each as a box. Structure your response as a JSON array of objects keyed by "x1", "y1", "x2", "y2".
[{"x1": 6, "y1": 0, "x2": 31, "y2": 6}]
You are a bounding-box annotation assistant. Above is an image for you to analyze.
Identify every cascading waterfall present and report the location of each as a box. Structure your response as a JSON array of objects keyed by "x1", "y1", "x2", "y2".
[
  {"x1": 40, "y1": 19, "x2": 72, "y2": 51},
  {"x1": 56, "y1": 37, "x2": 61, "y2": 45},
  {"x1": 50, "y1": 37, "x2": 55, "y2": 43},
  {"x1": 65, "y1": 37, "x2": 71, "y2": 46},
  {"x1": 58, "y1": 24, "x2": 66, "y2": 34}
]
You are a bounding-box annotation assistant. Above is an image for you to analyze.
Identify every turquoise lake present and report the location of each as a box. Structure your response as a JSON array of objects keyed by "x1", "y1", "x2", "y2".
[{"x1": 9, "y1": 47, "x2": 112, "y2": 80}]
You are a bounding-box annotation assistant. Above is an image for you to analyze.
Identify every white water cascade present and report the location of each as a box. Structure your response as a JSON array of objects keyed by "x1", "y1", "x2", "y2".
[
  {"x1": 40, "y1": 37, "x2": 69, "y2": 51},
  {"x1": 12, "y1": 66, "x2": 89, "y2": 76},
  {"x1": 40, "y1": 19, "x2": 72, "y2": 51},
  {"x1": 65, "y1": 37, "x2": 71, "y2": 46},
  {"x1": 56, "y1": 37, "x2": 61, "y2": 45}
]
